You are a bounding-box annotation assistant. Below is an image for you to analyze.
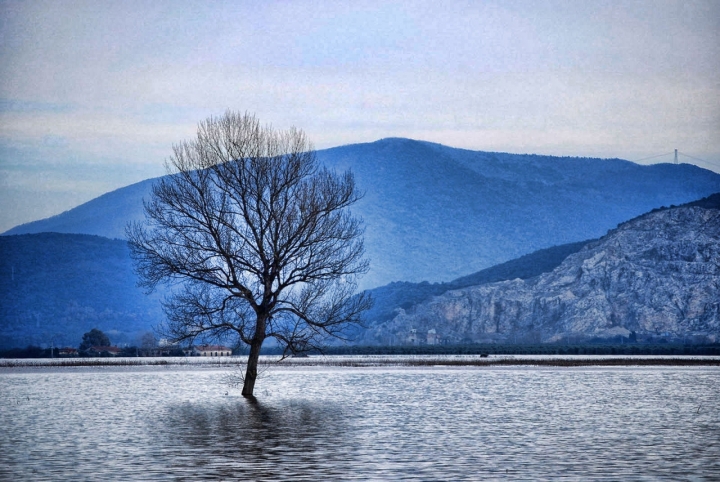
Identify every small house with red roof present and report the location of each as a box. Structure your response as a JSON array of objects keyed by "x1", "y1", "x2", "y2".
[
  {"x1": 58, "y1": 347, "x2": 78, "y2": 357},
  {"x1": 88, "y1": 346, "x2": 122, "y2": 356}
]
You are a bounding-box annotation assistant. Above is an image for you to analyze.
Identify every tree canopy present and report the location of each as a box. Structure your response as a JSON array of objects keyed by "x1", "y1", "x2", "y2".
[
  {"x1": 79, "y1": 328, "x2": 111, "y2": 350},
  {"x1": 127, "y1": 111, "x2": 370, "y2": 396}
]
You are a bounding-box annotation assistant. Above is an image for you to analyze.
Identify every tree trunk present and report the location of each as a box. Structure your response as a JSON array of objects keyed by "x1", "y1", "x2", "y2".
[{"x1": 242, "y1": 317, "x2": 266, "y2": 397}]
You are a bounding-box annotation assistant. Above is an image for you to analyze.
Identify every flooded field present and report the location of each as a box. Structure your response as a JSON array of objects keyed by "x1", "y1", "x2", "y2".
[
  {"x1": 2, "y1": 353, "x2": 719, "y2": 368},
  {"x1": 1, "y1": 362, "x2": 719, "y2": 480}
]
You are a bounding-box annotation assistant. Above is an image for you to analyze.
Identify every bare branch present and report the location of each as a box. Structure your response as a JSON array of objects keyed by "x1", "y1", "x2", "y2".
[{"x1": 126, "y1": 111, "x2": 370, "y2": 397}]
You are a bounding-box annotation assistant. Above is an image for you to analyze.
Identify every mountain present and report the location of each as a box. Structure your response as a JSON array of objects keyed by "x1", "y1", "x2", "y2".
[
  {"x1": 3, "y1": 195, "x2": 718, "y2": 349},
  {"x1": 0, "y1": 232, "x2": 585, "y2": 350},
  {"x1": 370, "y1": 194, "x2": 720, "y2": 345},
  {"x1": 0, "y1": 233, "x2": 164, "y2": 349},
  {"x1": 4, "y1": 138, "x2": 720, "y2": 289},
  {"x1": 358, "y1": 240, "x2": 590, "y2": 339},
  {"x1": 4, "y1": 177, "x2": 158, "y2": 240}
]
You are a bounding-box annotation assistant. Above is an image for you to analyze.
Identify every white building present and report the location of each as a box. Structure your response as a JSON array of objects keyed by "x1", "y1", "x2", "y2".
[{"x1": 192, "y1": 344, "x2": 232, "y2": 356}]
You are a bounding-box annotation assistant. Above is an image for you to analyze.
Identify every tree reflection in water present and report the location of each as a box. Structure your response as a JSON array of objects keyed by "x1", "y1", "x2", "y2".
[{"x1": 155, "y1": 397, "x2": 355, "y2": 480}]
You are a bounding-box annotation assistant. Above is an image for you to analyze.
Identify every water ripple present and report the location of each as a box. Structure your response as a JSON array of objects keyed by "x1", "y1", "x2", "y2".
[{"x1": 1, "y1": 366, "x2": 718, "y2": 480}]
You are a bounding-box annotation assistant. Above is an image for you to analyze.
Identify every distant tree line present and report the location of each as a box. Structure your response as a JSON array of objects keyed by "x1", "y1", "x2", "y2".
[
  {"x1": 0, "y1": 345, "x2": 134, "y2": 358},
  {"x1": 0, "y1": 344, "x2": 187, "y2": 358},
  {"x1": 296, "y1": 343, "x2": 720, "y2": 357},
  {"x1": 3, "y1": 339, "x2": 719, "y2": 358}
]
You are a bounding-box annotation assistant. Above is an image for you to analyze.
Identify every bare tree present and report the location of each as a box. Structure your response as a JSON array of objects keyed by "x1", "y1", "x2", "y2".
[{"x1": 127, "y1": 111, "x2": 370, "y2": 397}]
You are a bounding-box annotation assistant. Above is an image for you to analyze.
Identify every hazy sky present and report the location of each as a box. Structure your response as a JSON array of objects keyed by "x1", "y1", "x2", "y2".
[{"x1": 1, "y1": 0, "x2": 719, "y2": 232}]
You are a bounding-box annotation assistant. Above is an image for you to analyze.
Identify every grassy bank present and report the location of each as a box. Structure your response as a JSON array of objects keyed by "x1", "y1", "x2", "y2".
[
  {"x1": 1, "y1": 354, "x2": 718, "y2": 368},
  {"x1": 307, "y1": 343, "x2": 720, "y2": 357}
]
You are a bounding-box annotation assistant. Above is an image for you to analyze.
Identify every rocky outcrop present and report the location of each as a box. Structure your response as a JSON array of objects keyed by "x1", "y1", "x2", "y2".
[{"x1": 381, "y1": 205, "x2": 720, "y2": 343}]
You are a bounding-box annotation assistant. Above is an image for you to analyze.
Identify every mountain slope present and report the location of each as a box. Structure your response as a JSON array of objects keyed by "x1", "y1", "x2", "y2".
[
  {"x1": 376, "y1": 194, "x2": 720, "y2": 344},
  {"x1": 0, "y1": 231, "x2": 588, "y2": 349},
  {"x1": 359, "y1": 240, "x2": 590, "y2": 340},
  {"x1": 0, "y1": 233, "x2": 164, "y2": 349},
  {"x1": 4, "y1": 178, "x2": 158, "y2": 240},
  {"x1": 5, "y1": 138, "x2": 720, "y2": 288},
  {"x1": 3, "y1": 195, "x2": 718, "y2": 349}
]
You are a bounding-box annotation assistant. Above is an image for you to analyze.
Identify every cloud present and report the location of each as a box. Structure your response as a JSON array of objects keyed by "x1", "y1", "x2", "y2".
[{"x1": 0, "y1": 0, "x2": 719, "y2": 231}]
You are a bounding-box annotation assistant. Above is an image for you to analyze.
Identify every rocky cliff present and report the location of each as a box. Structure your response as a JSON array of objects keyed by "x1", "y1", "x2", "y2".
[{"x1": 379, "y1": 202, "x2": 720, "y2": 344}]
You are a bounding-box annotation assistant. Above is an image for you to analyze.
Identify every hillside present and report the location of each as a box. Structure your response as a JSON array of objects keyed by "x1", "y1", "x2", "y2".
[
  {"x1": 359, "y1": 240, "x2": 590, "y2": 337},
  {"x1": 5, "y1": 138, "x2": 720, "y2": 289},
  {"x1": 4, "y1": 178, "x2": 158, "y2": 240},
  {"x1": 0, "y1": 235, "x2": 590, "y2": 350},
  {"x1": 0, "y1": 235, "x2": 591, "y2": 350},
  {"x1": 370, "y1": 194, "x2": 720, "y2": 345},
  {"x1": 2, "y1": 195, "x2": 718, "y2": 349},
  {"x1": 0, "y1": 233, "x2": 164, "y2": 349}
]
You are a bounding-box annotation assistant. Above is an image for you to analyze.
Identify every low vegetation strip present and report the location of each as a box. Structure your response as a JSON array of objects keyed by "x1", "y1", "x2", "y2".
[
  {"x1": 375, "y1": 358, "x2": 720, "y2": 367},
  {"x1": 312, "y1": 343, "x2": 720, "y2": 356},
  {"x1": 0, "y1": 358, "x2": 243, "y2": 368},
  {"x1": 1, "y1": 356, "x2": 718, "y2": 369}
]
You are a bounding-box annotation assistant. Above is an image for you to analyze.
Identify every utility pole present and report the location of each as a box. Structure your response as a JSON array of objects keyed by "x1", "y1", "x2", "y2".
[{"x1": 674, "y1": 149, "x2": 678, "y2": 165}]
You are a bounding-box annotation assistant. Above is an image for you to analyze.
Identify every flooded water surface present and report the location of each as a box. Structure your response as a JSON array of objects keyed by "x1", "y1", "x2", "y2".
[{"x1": 1, "y1": 364, "x2": 719, "y2": 480}]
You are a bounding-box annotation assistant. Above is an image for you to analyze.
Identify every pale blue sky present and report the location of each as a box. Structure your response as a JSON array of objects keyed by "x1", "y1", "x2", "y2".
[{"x1": 1, "y1": 0, "x2": 719, "y2": 232}]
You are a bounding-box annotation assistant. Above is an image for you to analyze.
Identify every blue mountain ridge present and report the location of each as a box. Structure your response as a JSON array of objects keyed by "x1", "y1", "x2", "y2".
[
  {"x1": 5, "y1": 137, "x2": 720, "y2": 289},
  {"x1": 2, "y1": 196, "x2": 716, "y2": 349},
  {"x1": 0, "y1": 233, "x2": 165, "y2": 349}
]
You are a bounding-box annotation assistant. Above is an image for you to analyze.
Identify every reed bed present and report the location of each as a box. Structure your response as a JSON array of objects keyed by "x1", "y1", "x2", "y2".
[
  {"x1": 0, "y1": 358, "x2": 244, "y2": 368},
  {"x1": 1, "y1": 355, "x2": 718, "y2": 369},
  {"x1": 312, "y1": 358, "x2": 720, "y2": 367}
]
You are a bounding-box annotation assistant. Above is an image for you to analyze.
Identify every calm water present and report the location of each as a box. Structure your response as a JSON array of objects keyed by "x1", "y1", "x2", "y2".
[{"x1": 1, "y1": 364, "x2": 719, "y2": 480}]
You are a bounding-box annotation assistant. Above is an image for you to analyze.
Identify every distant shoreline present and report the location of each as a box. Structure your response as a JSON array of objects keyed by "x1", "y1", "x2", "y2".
[{"x1": 1, "y1": 354, "x2": 718, "y2": 369}]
